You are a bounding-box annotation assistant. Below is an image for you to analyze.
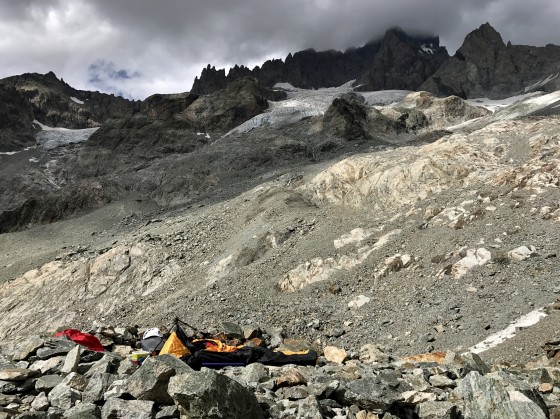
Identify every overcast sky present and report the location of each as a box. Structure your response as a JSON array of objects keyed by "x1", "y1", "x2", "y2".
[{"x1": 1, "y1": 0, "x2": 558, "y2": 99}]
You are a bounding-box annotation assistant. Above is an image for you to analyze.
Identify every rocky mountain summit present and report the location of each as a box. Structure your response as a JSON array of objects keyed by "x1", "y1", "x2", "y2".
[
  {"x1": 192, "y1": 28, "x2": 448, "y2": 95},
  {"x1": 421, "y1": 23, "x2": 560, "y2": 99},
  {"x1": 193, "y1": 23, "x2": 560, "y2": 100}
]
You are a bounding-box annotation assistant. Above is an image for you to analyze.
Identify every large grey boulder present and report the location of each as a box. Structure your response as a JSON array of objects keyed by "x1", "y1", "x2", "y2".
[
  {"x1": 60, "y1": 346, "x2": 81, "y2": 374},
  {"x1": 168, "y1": 368, "x2": 264, "y2": 419},
  {"x1": 125, "y1": 355, "x2": 191, "y2": 404},
  {"x1": 9, "y1": 336, "x2": 45, "y2": 361},
  {"x1": 82, "y1": 372, "x2": 117, "y2": 403},
  {"x1": 63, "y1": 402, "x2": 100, "y2": 419},
  {"x1": 35, "y1": 374, "x2": 63, "y2": 393},
  {"x1": 457, "y1": 371, "x2": 547, "y2": 419},
  {"x1": 36, "y1": 339, "x2": 76, "y2": 359},
  {"x1": 47, "y1": 383, "x2": 81, "y2": 410},
  {"x1": 0, "y1": 368, "x2": 39, "y2": 381},
  {"x1": 101, "y1": 399, "x2": 154, "y2": 419},
  {"x1": 416, "y1": 401, "x2": 458, "y2": 418},
  {"x1": 30, "y1": 392, "x2": 49, "y2": 412},
  {"x1": 338, "y1": 370, "x2": 411, "y2": 411}
]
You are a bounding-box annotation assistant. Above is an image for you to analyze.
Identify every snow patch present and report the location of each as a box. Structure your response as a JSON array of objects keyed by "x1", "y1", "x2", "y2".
[
  {"x1": 33, "y1": 120, "x2": 98, "y2": 150},
  {"x1": 524, "y1": 73, "x2": 559, "y2": 92},
  {"x1": 467, "y1": 92, "x2": 543, "y2": 112},
  {"x1": 0, "y1": 146, "x2": 37, "y2": 156},
  {"x1": 70, "y1": 96, "x2": 84, "y2": 105},
  {"x1": 420, "y1": 44, "x2": 435, "y2": 54},
  {"x1": 468, "y1": 308, "x2": 547, "y2": 354},
  {"x1": 361, "y1": 90, "x2": 411, "y2": 106}
]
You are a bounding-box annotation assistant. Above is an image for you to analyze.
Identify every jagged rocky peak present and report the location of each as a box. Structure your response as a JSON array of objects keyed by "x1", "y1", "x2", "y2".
[
  {"x1": 191, "y1": 27, "x2": 450, "y2": 95},
  {"x1": 455, "y1": 22, "x2": 506, "y2": 61}
]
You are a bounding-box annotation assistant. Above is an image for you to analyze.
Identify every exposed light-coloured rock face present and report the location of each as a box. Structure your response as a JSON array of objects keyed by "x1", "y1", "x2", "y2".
[
  {"x1": 278, "y1": 230, "x2": 400, "y2": 292},
  {"x1": 448, "y1": 248, "x2": 492, "y2": 279},
  {"x1": 0, "y1": 244, "x2": 184, "y2": 339},
  {"x1": 301, "y1": 118, "x2": 560, "y2": 209}
]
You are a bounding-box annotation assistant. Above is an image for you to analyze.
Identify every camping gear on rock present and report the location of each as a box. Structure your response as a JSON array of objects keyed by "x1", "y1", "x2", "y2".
[
  {"x1": 129, "y1": 350, "x2": 150, "y2": 365},
  {"x1": 140, "y1": 327, "x2": 165, "y2": 355},
  {"x1": 54, "y1": 329, "x2": 105, "y2": 352},
  {"x1": 156, "y1": 319, "x2": 318, "y2": 369}
]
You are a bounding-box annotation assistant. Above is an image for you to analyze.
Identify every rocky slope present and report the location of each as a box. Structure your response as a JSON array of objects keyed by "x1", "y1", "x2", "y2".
[{"x1": 1, "y1": 77, "x2": 560, "y2": 366}]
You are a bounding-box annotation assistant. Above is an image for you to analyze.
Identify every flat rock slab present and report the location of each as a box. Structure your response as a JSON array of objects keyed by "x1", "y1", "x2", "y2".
[{"x1": 0, "y1": 368, "x2": 40, "y2": 381}]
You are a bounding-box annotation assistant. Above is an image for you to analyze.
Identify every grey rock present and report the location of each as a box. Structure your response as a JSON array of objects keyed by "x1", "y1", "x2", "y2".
[
  {"x1": 85, "y1": 355, "x2": 119, "y2": 378},
  {"x1": 221, "y1": 321, "x2": 243, "y2": 339},
  {"x1": 240, "y1": 362, "x2": 270, "y2": 385},
  {"x1": 60, "y1": 346, "x2": 81, "y2": 374},
  {"x1": 117, "y1": 358, "x2": 137, "y2": 376},
  {"x1": 428, "y1": 374, "x2": 456, "y2": 389},
  {"x1": 0, "y1": 381, "x2": 16, "y2": 394},
  {"x1": 9, "y1": 336, "x2": 45, "y2": 361},
  {"x1": 125, "y1": 355, "x2": 191, "y2": 404},
  {"x1": 101, "y1": 399, "x2": 154, "y2": 419},
  {"x1": 61, "y1": 372, "x2": 89, "y2": 392},
  {"x1": 47, "y1": 383, "x2": 81, "y2": 410},
  {"x1": 457, "y1": 371, "x2": 547, "y2": 419},
  {"x1": 242, "y1": 325, "x2": 261, "y2": 340},
  {"x1": 82, "y1": 372, "x2": 116, "y2": 403},
  {"x1": 30, "y1": 392, "x2": 49, "y2": 412},
  {"x1": 30, "y1": 357, "x2": 64, "y2": 375},
  {"x1": 155, "y1": 405, "x2": 179, "y2": 419},
  {"x1": 416, "y1": 401, "x2": 458, "y2": 419},
  {"x1": 35, "y1": 375, "x2": 63, "y2": 393},
  {"x1": 461, "y1": 352, "x2": 491, "y2": 376},
  {"x1": 0, "y1": 394, "x2": 19, "y2": 407},
  {"x1": 359, "y1": 344, "x2": 391, "y2": 364},
  {"x1": 280, "y1": 385, "x2": 309, "y2": 400},
  {"x1": 36, "y1": 340, "x2": 76, "y2": 360},
  {"x1": 297, "y1": 395, "x2": 325, "y2": 419},
  {"x1": 63, "y1": 402, "x2": 100, "y2": 419},
  {"x1": 103, "y1": 379, "x2": 126, "y2": 400},
  {"x1": 0, "y1": 368, "x2": 39, "y2": 381},
  {"x1": 339, "y1": 370, "x2": 411, "y2": 411},
  {"x1": 168, "y1": 368, "x2": 264, "y2": 419}
]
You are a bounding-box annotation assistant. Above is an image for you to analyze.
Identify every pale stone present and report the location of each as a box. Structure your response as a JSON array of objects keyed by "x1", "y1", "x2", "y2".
[{"x1": 323, "y1": 346, "x2": 347, "y2": 364}]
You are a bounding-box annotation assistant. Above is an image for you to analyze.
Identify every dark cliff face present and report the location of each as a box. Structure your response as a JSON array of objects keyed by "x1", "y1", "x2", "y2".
[
  {"x1": 0, "y1": 72, "x2": 140, "y2": 129},
  {"x1": 191, "y1": 28, "x2": 448, "y2": 95},
  {"x1": 421, "y1": 23, "x2": 560, "y2": 99},
  {"x1": 0, "y1": 84, "x2": 35, "y2": 152}
]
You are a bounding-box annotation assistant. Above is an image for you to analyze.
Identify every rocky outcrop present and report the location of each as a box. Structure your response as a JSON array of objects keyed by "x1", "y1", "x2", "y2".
[
  {"x1": 421, "y1": 23, "x2": 560, "y2": 99},
  {"x1": 192, "y1": 28, "x2": 448, "y2": 94},
  {"x1": 0, "y1": 84, "x2": 35, "y2": 152},
  {"x1": 0, "y1": 71, "x2": 139, "y2": 129}
]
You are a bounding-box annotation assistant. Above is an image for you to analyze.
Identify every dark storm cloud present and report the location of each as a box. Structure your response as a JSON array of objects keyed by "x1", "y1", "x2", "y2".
[{"x1": 0, "y1": 0, "x2": 558, "y2": 99}]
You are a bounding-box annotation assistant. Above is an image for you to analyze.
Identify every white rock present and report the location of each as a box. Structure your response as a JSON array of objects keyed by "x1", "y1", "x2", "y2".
[
  {"x1": 348, "y1": 295, "x2": 371, "y2": 309},
  {"x1": 508, "y1": 246, "x2": 537, "y2": 261}
]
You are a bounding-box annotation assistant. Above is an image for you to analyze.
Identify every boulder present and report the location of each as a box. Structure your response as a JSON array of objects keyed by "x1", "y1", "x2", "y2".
[
  {"x1": 0, "y1": 368, "x2": 39, "y2": 381},
  {"x1": 35, "y1": 374, "x2": 63, "y2": 393},
  {"x1": 101, "y1": 399, "x2": 154, "y2": 419},
  {"x1": 47, "y1": 383, "x2": 81, "y2": 410},
  {"x1": 221, "y1": 322, "x2": 243, "y2": 339},
  {"x1": 62, "y1": 372, "x2": 89, "y2": 392},
  {"x1": 323, "y1": 346, "x2": 347, "y2": 364},
  {"x1": 508, "y1": 245, "x2": 537, "y2": 261},
  {"x1": 125, "y1": 354, "x2": 191, "y2": 404},
  {"x1": 457, "y1": 371, "x2": 547, "y2": 419},
  {"x1": 359, "y1": 344, "x2": 391, "y2": 364},
  {"x1": 416, "y1": 401, "x2": 458, "y2": 418},
  {"x1": 60, "y1": 346, "x2": 81, "y2": 374},
  {"x1": 30, "y1": 357, "x2": 64, "y2": 374},
  {"x1": 168, "y1": 369, "x2": 264, "y2": 419},
  {"x1": 339, "y1": 370, "x2": 411, "y2": 411},
  {"x1": 30, "y1": 392, "x2": 49, "y2": 412},
  {"x1": 275, "y1": 368, "x2": 307, "y2": 388},
  {"x1": 155, "y1": 405, "x2": 179, "y2": 419},
  {"x1": 9, "y1": 336, "x2": 45, "y2": 361},
  {"x1": 36, "y1": 339, "x2": 76, "y2": 359},
  {"x1": 63, "y1": 402, "x2": 100, "y2": 419},
  {"x1": 240, "y1": 362, "x2": 270, "y2": 385},
  {"x1": 82, "y1": 372, "x2": 117, "y2": 403}
]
